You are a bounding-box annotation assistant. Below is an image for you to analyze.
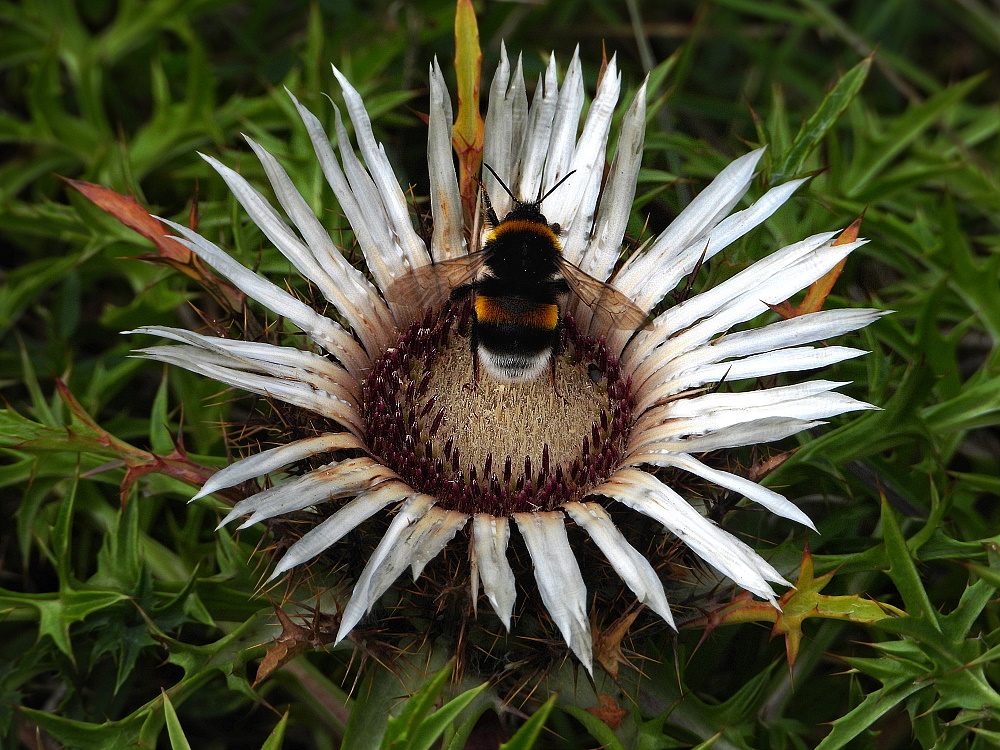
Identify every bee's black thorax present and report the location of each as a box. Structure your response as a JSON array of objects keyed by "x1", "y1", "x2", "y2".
[{"x1": 482, "y1": 205, "x2": 564, "y2": 282}]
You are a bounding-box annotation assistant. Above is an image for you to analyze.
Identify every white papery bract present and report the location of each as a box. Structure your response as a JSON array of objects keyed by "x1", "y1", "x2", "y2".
[{"x1": 133, "y1": 46, "x2": 882, "y2": 675}]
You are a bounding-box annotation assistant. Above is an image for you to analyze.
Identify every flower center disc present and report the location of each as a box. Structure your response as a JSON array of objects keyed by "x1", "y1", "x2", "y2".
[{"x1": 362, "y1": 306, "x2": 633, "y2": 516}]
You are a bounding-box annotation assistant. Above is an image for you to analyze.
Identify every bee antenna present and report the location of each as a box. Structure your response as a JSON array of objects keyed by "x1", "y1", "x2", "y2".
[
  {"x1": 482, "y1": 163, "x2": 520, "y2": 204},
  {"x1": 538, "y1": 170, "x2": 577, "y2": 205}
]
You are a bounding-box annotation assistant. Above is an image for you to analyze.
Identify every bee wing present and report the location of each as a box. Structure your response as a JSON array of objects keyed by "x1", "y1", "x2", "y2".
[
  {"x1": 386, "y1": 251, "x2": 488, "y2": 312},
  {"x1": 557, "y1": 257, "x2": 649, "y2": 330}
]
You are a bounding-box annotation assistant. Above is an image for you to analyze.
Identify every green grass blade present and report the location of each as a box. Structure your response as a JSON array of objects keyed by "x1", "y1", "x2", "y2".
[
  {"x1": 163, "y1": 692, "x2": 193, "y2": 750},
  {"x1": 499, "y1": 694, "x2": 558, "y2": 750},
  {"x1": 770, "y1": 55, "x2": 872, "y2": 184}
]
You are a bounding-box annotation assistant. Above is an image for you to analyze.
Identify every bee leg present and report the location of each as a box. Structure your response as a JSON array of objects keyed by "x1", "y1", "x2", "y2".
[
  {"x1": 550, "y1": 324, "x2": 567, "y2": 403},
  {"x1": 450, "y1": 283, "x2": 475, "y2": 303},
  {"x1": 479, "y1": 183, "x2": 500, "y2": 227},
  {"x1": 463, "y1": 325, "x2": 480, "y2": 392},
  {"x1": 470, "y1": 351, "x2": 480, "y2": 390},
  {"x1": 549, "y1": 353, "x2": 564, "y2": 401}
]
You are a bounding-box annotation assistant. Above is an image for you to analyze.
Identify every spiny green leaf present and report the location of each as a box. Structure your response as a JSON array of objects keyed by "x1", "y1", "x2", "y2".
[
  {"x1": 382, "y1": 662, "x2": 484, "y2": 750},
  {"x1": 409, "y1": 682, "x2": 488, "y2": 750},
  {"x1": 17, "y1": 706, "x2": 144, "y2": 750},
  {"x1": 0, "y1": 587, "x2": 128, "y2": 660},
  {"x1": 880, "y1": 498, "x2": 939, "y2": 626},
  {"x1": 381, "y1": 664, "x2": 451, "y2": 748},
  {"x1": 500, "y1": 694, "x2": 558, "y2": 750},
  {"x1": 163, "y1": 613, "x2": 266, "y2": 687},
  {"x1": 922, "y1": 377, "x2": 1000, "y2": 433},
  {"x1": 815, "y1": 679, "x2": 924, "y2": 750},
  {"x1": 841, "y1": 652, "x2": 927, "y2": 684},
  {"x1": 163, "y1": 692, "x2": 193, "y2": 750},
  {"x1": 968, "y1": 726, "x2": 1000, "y2": 743},
  {"x1": 93, "y1": 487, "x2": 144, "y2": 590},
  {"x1": 939, "y1": 579, "x2": 997, "y2": 640},
  {"x1": 848, "y1": 73, "x2": 987, "y2": 194},
  {"x1": 341, "y1": 662, "x2": 397, "y2": 750},
  {"x1": 558, "y1": 704, "x2": 627, "y2": 750},
  {"x1": 260, "y1": 711, "x2": 290, "y2": 750},
  {"x1": 770, "y1": 54, "x2": 872, "y2": 184}
]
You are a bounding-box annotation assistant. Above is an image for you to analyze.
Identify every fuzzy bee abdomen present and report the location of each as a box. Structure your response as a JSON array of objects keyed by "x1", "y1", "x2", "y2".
[
  {"x1": 473, "y1": 296, "x2": 560, "y2": 382},
  {"x1": 474, "y1": 296, "x2": 560, "y2": 332}
]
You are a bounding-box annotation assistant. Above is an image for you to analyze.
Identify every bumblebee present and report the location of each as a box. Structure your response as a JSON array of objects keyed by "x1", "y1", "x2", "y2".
[{"x1": 392, "y1": 166, "x2": 646, "y2": 383}]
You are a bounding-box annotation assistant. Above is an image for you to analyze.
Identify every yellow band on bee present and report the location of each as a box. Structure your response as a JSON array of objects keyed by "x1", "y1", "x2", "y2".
[
  {"x1": 475, "y1": 297, "x2": 559, "y2": 330},
  {"x1": 486, "y1": 219, "x2": 560, "y2": 247}
]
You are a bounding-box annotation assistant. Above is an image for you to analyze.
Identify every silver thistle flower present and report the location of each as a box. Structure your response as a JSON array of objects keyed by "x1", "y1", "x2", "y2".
[{"x1": 130, "y1": 47, "x2": 883, "y2": 675}]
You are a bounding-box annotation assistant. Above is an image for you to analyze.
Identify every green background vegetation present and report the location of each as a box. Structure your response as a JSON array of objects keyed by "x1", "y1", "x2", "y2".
[{"x1": 2, "y1": 0, "x2": 999, "y2": 747}]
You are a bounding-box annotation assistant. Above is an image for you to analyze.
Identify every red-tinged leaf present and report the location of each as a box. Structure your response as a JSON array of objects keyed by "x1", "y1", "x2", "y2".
[
  {"x1": 765, "y1": 300, "x2": 796, "y2": 318},
  {"x1": 452, "y1": 0, "x2": 484, "y2": 229},
  {"x1": 66, "y1": 178, "x2": 246, "y2": 312},
  {"x1": 48, "y1": 380, "x2": 217, "y2": 504},
  {"x1": 52, "y1": 379, "x2": 150, "y2": 460},
  {"x1": 115, "y1": 449, "x2": 219, "y2": 506},
  {"x1": 686, "y1": 545, "x2": 905, "y2": 667},
  {"x1": 596, "y1": 42, "x2": 609, "y2": 89},
  {"x1": 132, "y1": 252, "x2": 246, "y2": 312},
  {"x1": 585, "y1": 694, "x2": 628, "y2": 730},
  {"x1": 795, "y1": 215, "x2": 863, "y2": 314},
  {"x1": 187, "y1": 190, "x2": 200, "y2": 233},
  {"x1": 65, "y1": 179, "x2": 191, "y2": 262},
  {"x1": 767, "y1": 215, "x2": 864, "y2": 319}
]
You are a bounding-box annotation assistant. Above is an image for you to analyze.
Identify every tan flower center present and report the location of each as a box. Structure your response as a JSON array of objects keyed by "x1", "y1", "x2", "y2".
[{"x1": 363, "y1": 305, "x2": 633, "y2": 515}]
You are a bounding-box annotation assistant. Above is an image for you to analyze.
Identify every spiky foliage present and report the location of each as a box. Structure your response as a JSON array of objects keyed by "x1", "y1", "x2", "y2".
[{"x1": 2, "y1": 1, "x2": 999, "y2": 748}]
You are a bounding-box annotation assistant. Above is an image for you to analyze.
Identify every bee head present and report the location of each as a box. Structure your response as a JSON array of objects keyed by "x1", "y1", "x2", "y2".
[
  {"x1": 501, "y1": 200, "x2": 548, "y2": 226},
  {"x1": 482, "y1": 164, "x2": 576, "y2": 230}
]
